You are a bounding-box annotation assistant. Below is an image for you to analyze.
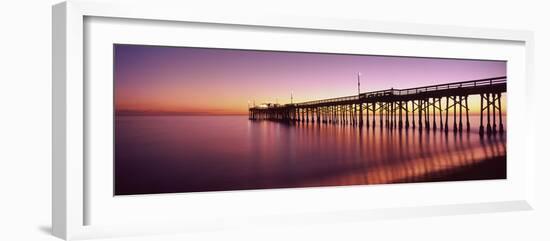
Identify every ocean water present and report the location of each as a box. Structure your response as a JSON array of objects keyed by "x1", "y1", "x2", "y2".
[{"x1": 114, "y1": 115, "x2": 506, "y2": 195}]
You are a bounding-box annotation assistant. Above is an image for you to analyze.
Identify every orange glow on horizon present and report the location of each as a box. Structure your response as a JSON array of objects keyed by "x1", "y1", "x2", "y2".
[{"x1": 116, "y1": 93, "x2": 506, "y2": 116}]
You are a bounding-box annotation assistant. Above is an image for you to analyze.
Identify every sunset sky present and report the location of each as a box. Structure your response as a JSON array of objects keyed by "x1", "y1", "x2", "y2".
[{"x1": 114, "y1": 44, "x2": 506, "y2": 115}]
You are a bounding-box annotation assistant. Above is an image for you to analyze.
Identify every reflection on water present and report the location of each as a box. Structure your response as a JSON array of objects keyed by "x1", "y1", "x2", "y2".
[{"x1": 114, "y1": 115, "x2": 506, "y2": 195}]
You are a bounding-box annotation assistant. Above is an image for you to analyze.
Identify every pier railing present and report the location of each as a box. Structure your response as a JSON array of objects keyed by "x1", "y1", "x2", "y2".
[
  {"x1": 286, "y1": 76, "x2": 506, "y2": 107},
  {"x1": 387, "y1": 76, "x2": 506, "y2": 96}
]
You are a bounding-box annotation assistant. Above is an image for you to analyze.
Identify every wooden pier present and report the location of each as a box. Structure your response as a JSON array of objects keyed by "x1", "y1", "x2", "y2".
[{"x1": 248, "y1": 76, "x2": 506, "y2": 135}]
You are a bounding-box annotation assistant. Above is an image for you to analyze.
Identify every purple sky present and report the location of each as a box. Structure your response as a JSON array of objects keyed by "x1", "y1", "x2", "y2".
[{"x1": 115, "y1": 44, "x2": 506, "y2": 115}]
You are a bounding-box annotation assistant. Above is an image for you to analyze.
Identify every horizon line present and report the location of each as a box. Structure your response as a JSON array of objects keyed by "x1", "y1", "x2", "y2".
[{"x1": 116, "y1": 110, "x2": 248, "y2": 116}]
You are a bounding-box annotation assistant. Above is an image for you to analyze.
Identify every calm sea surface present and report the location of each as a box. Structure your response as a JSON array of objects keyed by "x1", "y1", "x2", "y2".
[{"x1": 115, "y1": 115, "x2": 506, "y2": 195}]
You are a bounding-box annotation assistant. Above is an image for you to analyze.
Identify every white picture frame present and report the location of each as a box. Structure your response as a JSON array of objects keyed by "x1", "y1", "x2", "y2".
[{"x1": 52, "y1": 0, "x2": 535, "y2": 240}]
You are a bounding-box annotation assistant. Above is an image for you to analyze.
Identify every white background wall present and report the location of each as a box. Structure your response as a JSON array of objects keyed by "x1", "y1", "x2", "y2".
[{"x1": 0, "y1": 0, "x2": 548, "y2": 240}]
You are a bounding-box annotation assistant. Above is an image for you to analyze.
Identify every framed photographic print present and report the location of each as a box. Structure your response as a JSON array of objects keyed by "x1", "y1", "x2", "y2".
[
  {"x1": 114, "y1": 44, "x2": 507, "y2": 195},
  {"x1": 52, "y1": 0, "x2": 535, "y2": 240}
]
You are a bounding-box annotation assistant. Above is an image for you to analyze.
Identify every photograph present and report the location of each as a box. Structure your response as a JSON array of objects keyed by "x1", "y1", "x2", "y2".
[{"x1": 114, "y1": 44, "x2": 507, "y2": 195}]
